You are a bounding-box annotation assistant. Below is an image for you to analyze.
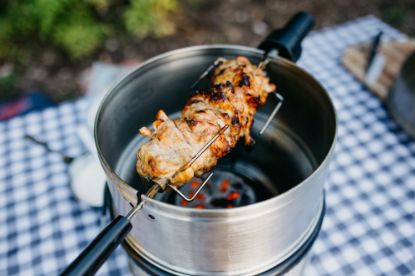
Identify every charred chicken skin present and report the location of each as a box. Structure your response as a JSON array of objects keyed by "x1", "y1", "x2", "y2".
[{"x1": 136, "y1": 56, "x2": 276, "y2": 188}]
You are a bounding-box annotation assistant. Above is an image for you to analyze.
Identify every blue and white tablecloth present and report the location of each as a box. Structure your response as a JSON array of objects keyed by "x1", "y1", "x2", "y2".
[{"x1": 1, "y1": 16, "x2": 414, "y2": 275}]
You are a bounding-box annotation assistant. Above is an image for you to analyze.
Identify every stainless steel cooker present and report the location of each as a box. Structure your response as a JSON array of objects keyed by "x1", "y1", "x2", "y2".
[{"x1": 62, "y1": 12, "x2": 337, "y2": 276}]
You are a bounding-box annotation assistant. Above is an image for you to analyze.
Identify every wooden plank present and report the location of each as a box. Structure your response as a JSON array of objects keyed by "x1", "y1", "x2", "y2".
[{"x1": 342, "y1": 40, "x2": 415, "y2": 101}]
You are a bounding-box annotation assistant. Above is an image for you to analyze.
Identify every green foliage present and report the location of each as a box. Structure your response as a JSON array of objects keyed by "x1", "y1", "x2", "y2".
[
  {"x1": 53, "y1": 7, "x2": 110, "y2": 59},
  {"x1": 0, "y1": 0, "x2": 178, "y2": 61},
  {"x1": 124, "y1": 0, "x2": 177, "y2": 38},
  {"x1": 383, "y1": 5, "x2": 406, "y2": 29},
  {"x1": 0, "y1": 71, "x2": 18, "y2": 98}
]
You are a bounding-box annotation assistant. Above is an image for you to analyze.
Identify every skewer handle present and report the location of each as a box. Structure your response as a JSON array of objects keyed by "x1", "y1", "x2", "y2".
[
  {"x1": 60, "y1": 216, "x2": 132, "y2": 276},
  {"x1": 61, "y1": 185, "x2": 160, "y2": 275},
  {"x1": 258, "y1": 11, "x2": 314, "y2": 61}
]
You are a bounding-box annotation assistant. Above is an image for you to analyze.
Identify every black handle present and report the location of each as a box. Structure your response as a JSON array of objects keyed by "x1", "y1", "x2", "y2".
[
  {"x1": 25, "y1": 134, "x2": 75, "y2": 164},
  {"x1": 258, "y1": 11, "x2": 314, "y2": 61},
  {"x1": 61, "y1": 216, "x2": 132, "y2": 276},
  {"x1": 365, "y1": 31, "x2": 383, "y2": 74}
]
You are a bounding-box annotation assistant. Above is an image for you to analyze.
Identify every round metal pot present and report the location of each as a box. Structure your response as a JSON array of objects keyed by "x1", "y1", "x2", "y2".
[
  {"x1": 94, "y1": 44, "x2": 337, "y2": 275},
  {"x1": 387, "y1": 51, "x2": 415, "y2": 139},
  {"x1": 102, "y1": 188, "x2": 326, "y2": 276}
]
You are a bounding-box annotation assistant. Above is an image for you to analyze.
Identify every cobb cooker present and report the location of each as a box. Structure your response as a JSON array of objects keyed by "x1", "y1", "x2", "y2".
[{"x1": 63, "y1": 12, "x2": 337, "y2": 276}]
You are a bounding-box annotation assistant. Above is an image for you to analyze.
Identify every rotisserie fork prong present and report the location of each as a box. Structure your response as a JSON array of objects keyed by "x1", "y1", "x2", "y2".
[{"x1": 136, "y1": 56, "x2": 281, "y2": 200}]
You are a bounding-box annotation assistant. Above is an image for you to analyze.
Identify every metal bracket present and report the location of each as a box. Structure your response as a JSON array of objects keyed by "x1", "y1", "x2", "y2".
[
  {"x1": 169, "y1": 125, "x2": 228, "y2": 202},
  {"x1": 191, "y1": 58, "x2": 224, "y2": 90},
  {"x1": 168, "y1": 172, "x2": 213, "y2": 202},
  {"x1": 139, "y1": 56, "x2": 282, "y2": 204},
  {"x1": 259, "y1": 93, "x2": 284, "y2": 135}
]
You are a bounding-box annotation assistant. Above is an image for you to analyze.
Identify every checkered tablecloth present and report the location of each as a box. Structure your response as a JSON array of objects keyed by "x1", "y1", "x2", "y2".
[{"x1": 1, "y1": 16, "x2": 414, "y2": 275}]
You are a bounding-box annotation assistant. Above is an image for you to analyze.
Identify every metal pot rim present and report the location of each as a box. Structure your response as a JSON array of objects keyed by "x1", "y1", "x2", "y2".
[{"x1": 94, "y1": 44, "x2": 337, "y2": 216}]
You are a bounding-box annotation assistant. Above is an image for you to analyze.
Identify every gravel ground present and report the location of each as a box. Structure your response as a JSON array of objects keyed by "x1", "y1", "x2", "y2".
[{"x1": 2, "y1": 0, "x2": 415, "y2": 102}]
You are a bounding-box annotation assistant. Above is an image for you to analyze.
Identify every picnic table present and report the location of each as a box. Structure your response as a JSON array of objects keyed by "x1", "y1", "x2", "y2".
[{"x1": 1, "y1": 16, "x2": 414, "y2": 275}]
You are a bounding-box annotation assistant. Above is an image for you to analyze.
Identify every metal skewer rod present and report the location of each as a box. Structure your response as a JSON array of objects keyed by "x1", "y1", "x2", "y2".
[
  {"x1": 258, "y1": 48, "x2": 279, "y2": 70},
  {"x1": 258, "y1": 57, "x2": 272, "y2": 71},
  {"x1": 169, "y1": 124, "x2": 228, "y2": 202},
  {"x1": 126, "y1": 184, "x2": 160, "y2": 220},
  {"x1": 257, "y1": 49, "x2": 286, "y2": 135},
  {"x1": 259, "y1": 93, "x2": 284, "y2": 135},
  {"x1": 62, "y1": 124, "x2": 232, "y2": 275},
  {"x1": 192, "y1": 52, "x2": 274, "y2": 90},
  {"x1": 170, "y1": 53, "x2": 281, "y2": 200},
  {"x1": 175, "y1": 124, "x2": 229, "y2": 173},
  {"x1": 62, "y1": 182, "x2": 161, "y2": 275}
]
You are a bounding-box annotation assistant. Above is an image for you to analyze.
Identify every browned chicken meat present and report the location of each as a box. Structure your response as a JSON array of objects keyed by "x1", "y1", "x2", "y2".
[{"x1": 136, "y1": 56, "x2": 276, "y2": 189}]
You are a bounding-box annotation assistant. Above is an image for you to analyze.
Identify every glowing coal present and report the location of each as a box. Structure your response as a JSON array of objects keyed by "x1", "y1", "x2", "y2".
[{"x1": 174, "y1": 171, "x2": 256, "y2": 209}]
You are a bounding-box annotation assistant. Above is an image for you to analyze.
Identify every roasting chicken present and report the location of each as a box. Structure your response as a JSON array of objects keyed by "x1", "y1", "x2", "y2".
[{"x1": 136, "y1": 56, "x2": 276, "y2": 189}]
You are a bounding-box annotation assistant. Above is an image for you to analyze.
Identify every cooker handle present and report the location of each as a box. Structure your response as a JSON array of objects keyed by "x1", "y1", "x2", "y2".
[
  {"x1": 61, "y1": 216, "x2": 132, "y2": 276},
  {"x1": 258, "y1": 11, "x2": 314, "y2": 62}
]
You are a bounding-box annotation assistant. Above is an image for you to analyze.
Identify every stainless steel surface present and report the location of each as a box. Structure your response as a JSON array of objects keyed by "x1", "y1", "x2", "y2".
[
  {"x1": 95, "y1": 45, "x2": 337, "y2": 275},
  {"x1": 118, "y1": 190, "x2": 325, "y2": 276},
  {"x1": 128, "y1": 245, "x2": 311, "y2": 276},
  {"x1": 387, "y1": 51, "x2": 415, "y2": 138},
  {"x1": 123, "y1": 197, "x2": 324, "y2": 276}
]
